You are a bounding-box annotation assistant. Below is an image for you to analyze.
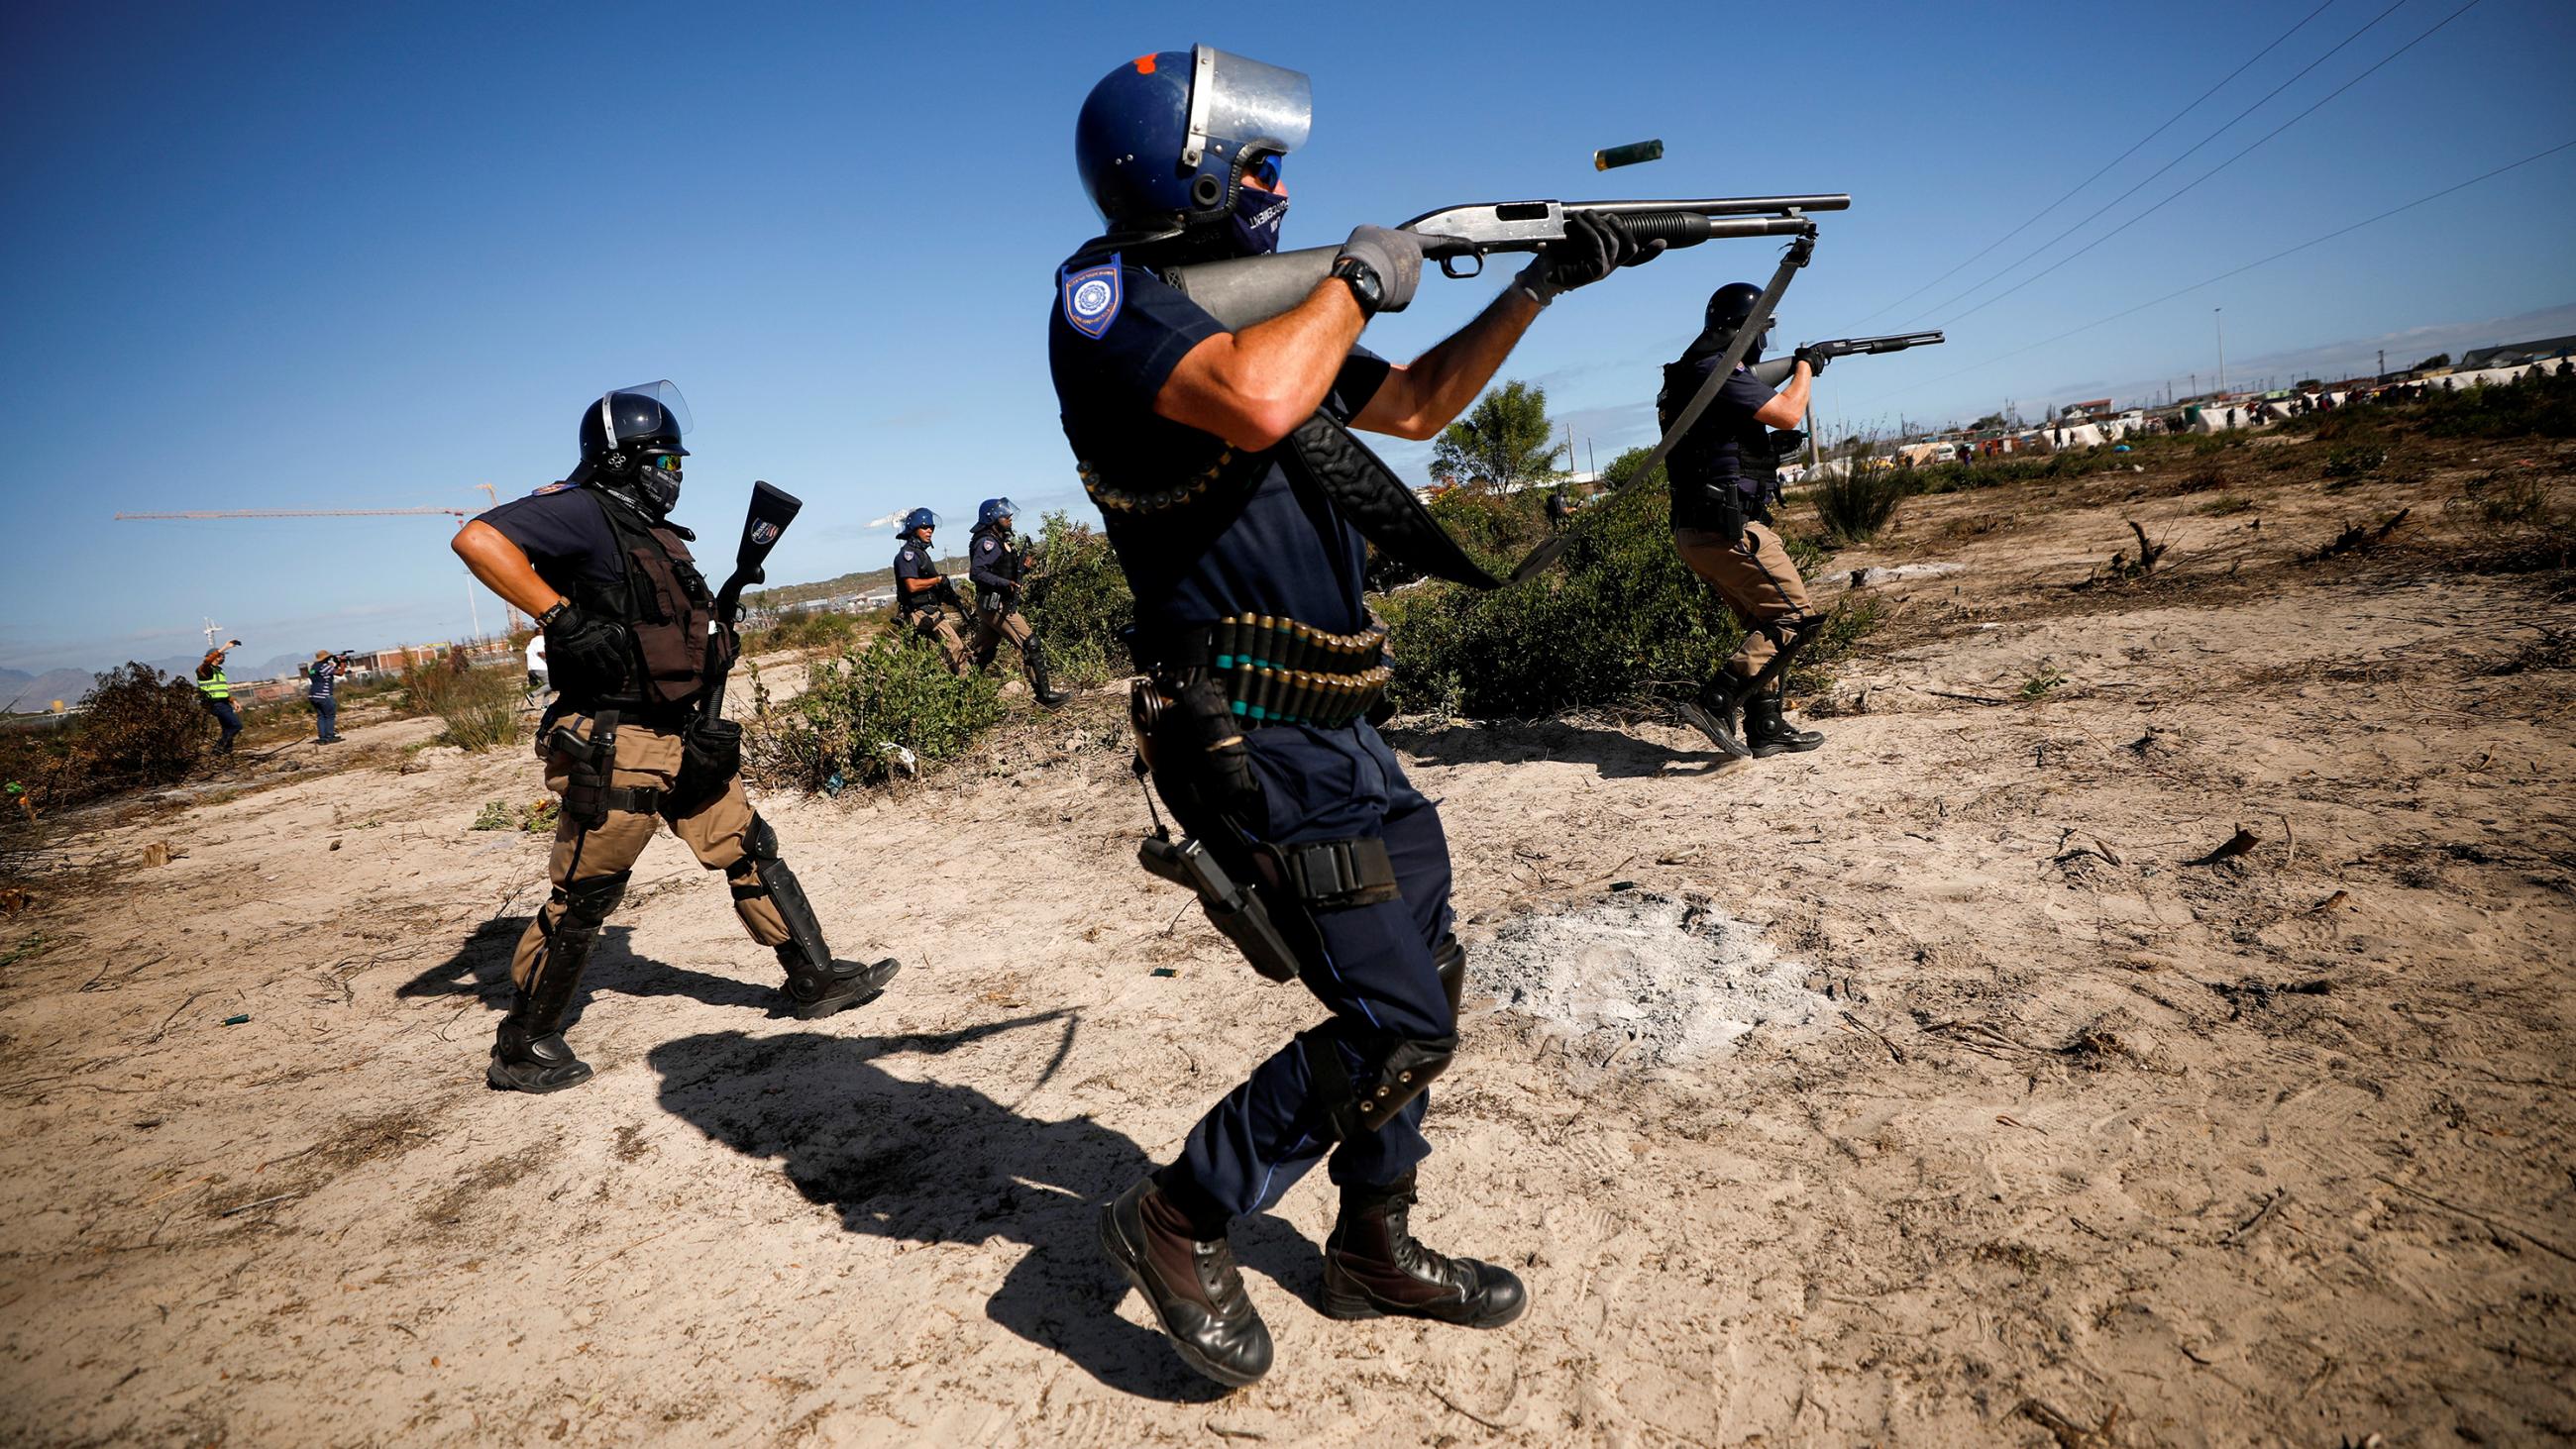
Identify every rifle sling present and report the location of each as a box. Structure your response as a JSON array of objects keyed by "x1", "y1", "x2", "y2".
[{"x1": 1282, "y1": 411, "x2": 1504, "y2": 590}]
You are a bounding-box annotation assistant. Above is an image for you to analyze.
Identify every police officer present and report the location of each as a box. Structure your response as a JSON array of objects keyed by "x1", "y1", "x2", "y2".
[
  {"x1": 1054, "y1": 46, "x2": 1662, "y2": 1387},
  {"x1": 891, "y1": 508, "x2": 973, "y2": 673},
  {"x1": 965, "y1": 498, "x2": 1068, "y2": 706},
  {"x1": 452, "y1": 381, "x2": 899, "y2": 1093},
  {"x1": 1662, "y1": 281, "x2": 1828, "y2": 759}
]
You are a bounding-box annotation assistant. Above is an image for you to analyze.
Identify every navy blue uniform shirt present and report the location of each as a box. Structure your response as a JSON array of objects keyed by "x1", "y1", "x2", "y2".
[
  {"x1": 477, "y1": 484, "x2": 624, "y2": 597},
  {"x1": 969, "y1": 527, "x2": 1020, "y2": 598},
  {"x1": 1662, "y1": 352, "x2": 1779, "y2": 496},
  {"x1": 893, "y1": 540, "x2": 944, "y2": 613},
  {"x1": 1049, "y1": 253, "x2": 1389, "y2": 642}
]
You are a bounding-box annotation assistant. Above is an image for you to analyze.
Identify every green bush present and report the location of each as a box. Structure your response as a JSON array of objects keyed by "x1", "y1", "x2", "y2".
[
  {"x1": 0, "y1": 664, "x2": 211, "y2": 817},
  {"x1": 1366, "y1": 486, "x2": 1551, "y2": 590},
  {"x1": 743, "y1": 608, "x2": 863, "y2": 657},
  {"x1": 1027, "y1": 511, "x2": 1133, "y2": 688},
  {"x1": 1378, "y1": 450, "x2": 1880, "y2": 718},
  {"x1": 401, "y1": 656, "x2": 522, "y2": 751},
  {"x1": 1812, "y1": 464, "x2": 1908, "y2": 544},
  {"x1": 746, "y1": 631, "x2": 1005, "y2": 791}
]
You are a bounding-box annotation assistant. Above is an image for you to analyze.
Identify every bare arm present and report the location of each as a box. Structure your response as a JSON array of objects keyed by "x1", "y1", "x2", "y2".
[
  {"x1": 452, "y1": 521, "x2": 562, "y2": 618},
  {"x1": 1755, "y1": 362, "x2": 1813, "y2": 429},
  {"x1": 1155, "y1": 279, "x2": 1370, "y2": 450},
  {"x1": 1349, "y1": 288, "x2": 1545, "y2": 442}
]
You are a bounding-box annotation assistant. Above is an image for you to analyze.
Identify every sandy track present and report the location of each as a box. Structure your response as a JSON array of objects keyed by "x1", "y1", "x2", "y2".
[{"x1": 3, "y1": 438, "x2": 2571, "y2": 1446}]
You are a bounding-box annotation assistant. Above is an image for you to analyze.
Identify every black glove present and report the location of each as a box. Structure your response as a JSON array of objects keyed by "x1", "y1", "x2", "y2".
[
  {"x1": 1516, "y1": 212, "x2": 1665, "y2": 305},
  {"x1": 1793, "y1": 345, "x2": 1830, "y2": 376},
  {"x1": 544, "y1": 603, "x2": 631, "y2": 694},
  {"x1": 1336, "y1": 225, "x2": 1423, "y2": 314}
]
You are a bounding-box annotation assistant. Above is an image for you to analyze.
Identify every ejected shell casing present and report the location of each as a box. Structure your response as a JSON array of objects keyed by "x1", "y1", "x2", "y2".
[{"x1": 1593, "y1": 139, "x2": 1664, "y2": 171}]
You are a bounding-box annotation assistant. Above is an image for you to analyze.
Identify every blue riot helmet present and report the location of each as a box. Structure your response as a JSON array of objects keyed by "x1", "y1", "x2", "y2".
[
  {"x1": 976, "y1": 497, "x2": 1020, "y2": 530},
  {"x1": 579, "y1": 380, "x2": 691, "y2": 517},
  {"x1": 900, "y1": 507, "x2": 940, "y2": 540},
  {"x1": 1075, "y1": 46, "x2": 1312, "y2": 240}
]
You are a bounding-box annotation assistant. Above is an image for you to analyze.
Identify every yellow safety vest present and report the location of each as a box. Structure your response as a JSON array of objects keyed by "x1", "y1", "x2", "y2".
[{"x1": 196, "y1": 670, "x2": 231, "y2": 701}]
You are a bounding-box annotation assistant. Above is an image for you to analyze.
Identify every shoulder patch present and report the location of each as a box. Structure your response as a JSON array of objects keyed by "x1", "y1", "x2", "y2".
[
  {"x1": 1060, "y1": 255, "x2": 1124, "y2": 340},
  {"x1": 532, "y1": 481, "x2": 577, "y2": 495}
]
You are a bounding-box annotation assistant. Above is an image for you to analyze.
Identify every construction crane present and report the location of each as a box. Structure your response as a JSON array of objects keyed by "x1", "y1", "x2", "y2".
[
  {"x1": 113, "y1": 507, "x2": 466, "y2": 520},
  {"x1": 115, "y1": 498, "x2": 520, "y2": 639}
]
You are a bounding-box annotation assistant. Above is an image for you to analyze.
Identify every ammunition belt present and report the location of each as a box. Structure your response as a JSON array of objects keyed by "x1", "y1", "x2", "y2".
[
  {"x1": 1076, "y1": 448, "x2": 1262, "y2": 515},
  {"x1": 1205, "y1": 613, "x2": 1389, "y2": 729}
]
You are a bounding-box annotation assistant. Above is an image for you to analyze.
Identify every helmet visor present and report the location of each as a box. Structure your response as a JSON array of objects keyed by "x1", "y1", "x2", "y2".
[
  {"x1": 1186, "y1": 47, "x2": 1312, "y2": 168},
  {"x1": 604, "y1": 379, "x2": 693, "y2": 440}
]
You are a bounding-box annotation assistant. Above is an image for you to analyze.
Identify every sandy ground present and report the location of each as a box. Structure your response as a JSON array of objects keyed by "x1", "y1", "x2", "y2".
[{"x1": 3, "y1": 434, "x2": 2571, "y2": 1447}]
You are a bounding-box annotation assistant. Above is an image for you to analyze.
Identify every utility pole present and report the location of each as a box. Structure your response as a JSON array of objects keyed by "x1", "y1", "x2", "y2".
[
  {"x1": 2214, "y1": 307, "x2": 2226, "y2": 394},
  {"x1": 2378, "y1": 348, "x2": 2387, "y2": 379}
]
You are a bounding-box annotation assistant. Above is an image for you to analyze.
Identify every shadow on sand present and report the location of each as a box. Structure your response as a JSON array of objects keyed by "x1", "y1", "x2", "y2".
[
  {"x1": 394, "y1": 917, "x2": 780, "y2": 1018},
  {"x1": 1383, "y1": 716, "x2": 1725, "y2": 779},
  {"x1": 649, "y1": 1021, "x2": 1327, "y2": 1403}
]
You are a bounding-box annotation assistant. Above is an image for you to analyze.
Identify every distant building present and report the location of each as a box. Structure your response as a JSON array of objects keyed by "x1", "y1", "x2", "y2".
[
  {"x1": 2059, "y1": 398, "x2": 2112, "y2": 420},
  {"x1": 2458, "y1": 335, "x2": 2576, "y2": 370}
]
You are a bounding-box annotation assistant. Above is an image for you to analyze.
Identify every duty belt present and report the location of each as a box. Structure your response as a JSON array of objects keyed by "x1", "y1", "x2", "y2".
[{"x1": 1187, "y1": 614, "x2": 1391, "y2": 729}]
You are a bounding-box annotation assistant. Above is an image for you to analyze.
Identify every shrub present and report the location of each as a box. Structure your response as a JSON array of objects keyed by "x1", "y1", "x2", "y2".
[
  {"x1": 0, "y1": 663, "x2": 208, "y2": 816},
  {"x1": 1367, "y1": 486, "x2": 1549, "y2": 590},
  {"x1": 471, "y1": 797, "x2": 560, "y2": 832},
  {"x1": 1812, "y1": 465, "x2": 1908, "y2": 545},
  {"x1": 402, "y1": 657, "x2": 522, "y2": 751},
  {"x1": 746, "y1": 630, "x2": 1004, "y2": 791},
  {"x1": 2478, "y1": 472, "x2": 2553, "y2": 525},
  {"x1": 743, "y1": 608, "x2": 862, "y2": 657},
  {"x1": 1379, "y1": 451, "x2": 1883, "y2": 718},
  {"x1": 2322, "y1": 446, "x2": 2387, "y2": 480},
  {"x1": 1027, "y1": 511, "x2": 1133, "y2": 688}
]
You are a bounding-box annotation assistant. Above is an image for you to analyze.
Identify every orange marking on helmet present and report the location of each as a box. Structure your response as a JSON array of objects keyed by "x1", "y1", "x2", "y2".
[{"x1": 1133, "y1": 53, "x2": 1156, "y2": 74}]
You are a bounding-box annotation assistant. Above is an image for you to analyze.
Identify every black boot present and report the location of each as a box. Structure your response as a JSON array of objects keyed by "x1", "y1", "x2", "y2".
[
  {"x1": 1321, "y1": 1172, "x2": 1527, "y2": 1328},
  {"x1": 1744, "y1": 683, "x2": 1823, "y2": 759},
  {"x1": 756, "y1": 850, "x2": 899, "y2": 1019},
  {"x1": 1100, "y1": 1177, "x2": 1273, "y2": 1388},
  {"x1": 1025, "y1": 641, "x2": 1070, "y2": 707},
  {"x1": 1676, "y1": 674, "x2": 1754, "y2": 759},
  {"x1": 488, "y1": 915, "x2": 597, "y2": 1093}
]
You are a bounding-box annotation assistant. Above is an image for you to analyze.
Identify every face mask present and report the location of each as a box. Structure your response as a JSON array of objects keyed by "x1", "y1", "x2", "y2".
[
  {"x1": 1229, "y1": 181, "x2": 1288, "y2": 257},
  {"x1": 636, "y1": 454, "x2": 682, "y2": 515}
]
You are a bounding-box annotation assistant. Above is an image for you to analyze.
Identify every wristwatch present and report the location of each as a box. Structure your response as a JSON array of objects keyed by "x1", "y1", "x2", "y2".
[
  {"x1": 1331, "y1": 255, "x2": 1384, "y2": 316},
  {"x1": 534, "y1": 599, "x2": 572, "y2": 630}
]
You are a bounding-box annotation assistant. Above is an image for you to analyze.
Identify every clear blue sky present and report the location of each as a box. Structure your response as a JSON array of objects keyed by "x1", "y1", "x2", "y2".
[{"x1": 6, "y1": 0, "x2": 2571, "y2": 674}]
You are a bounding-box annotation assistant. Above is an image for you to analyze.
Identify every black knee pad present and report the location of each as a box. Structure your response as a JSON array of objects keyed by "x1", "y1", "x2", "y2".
[
  {"x1": 743, "y1": 813, "x2": 782, "y2": 864},
  {"x1": 1298, "y1": 1020, "x2": 1459, "y2": 1142},
  {"x1": 555, "y1": 870, "x2": 631, "y2": 936}
]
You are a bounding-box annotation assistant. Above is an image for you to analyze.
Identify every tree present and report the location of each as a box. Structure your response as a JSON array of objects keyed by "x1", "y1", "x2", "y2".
[
  {"x1": 2413, "y1": 353, "x2": 2450, "y2": 371},
  {"x1": 1431, "y1": 380, "x2": 1564, "y2": 490}
]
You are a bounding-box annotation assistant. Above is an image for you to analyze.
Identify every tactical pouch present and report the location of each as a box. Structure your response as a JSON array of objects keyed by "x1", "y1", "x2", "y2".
[
  {"x1": 1165, "y1": 676, "x2": 1262, "y2": 819},
  {"x1": 1138, "y1": 835, "x2": 1302, "y2": 983},
  {"x1": 552, "y1": 712, "x2": 619, "y2": 830},
  {"x1": 671, "y1": 717, "x2": 742, "y2": 813}
]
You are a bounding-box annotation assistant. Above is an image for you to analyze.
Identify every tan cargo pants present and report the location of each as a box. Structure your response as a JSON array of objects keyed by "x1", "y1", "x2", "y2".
[
  {"x1": 507, "y1": 715, "x2": 789, "y2": 989},
  {"x1": 970, "y1": 605, "x2": 1033, "y2": 667},
  {"x1": 1673, "y1": 523, "x2": 1815, "y2": 678},
  {"x1": 908, "y1": 611, "x2": 975, "y2": 674}
]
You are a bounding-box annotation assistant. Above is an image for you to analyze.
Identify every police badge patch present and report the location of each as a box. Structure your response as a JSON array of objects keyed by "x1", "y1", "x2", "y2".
[
  {"x1": 1060, "y1": 255, "x2": 1123, "y2": 340},
  {"x1": 750, "y1": 521, "x2": 780, "y2": 546}
]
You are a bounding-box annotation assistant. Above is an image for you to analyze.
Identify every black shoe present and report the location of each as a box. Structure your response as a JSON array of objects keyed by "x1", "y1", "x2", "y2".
[
  {"x1": 487, "y1": 1027, "x2": 593, "y2": 1093},
  {"x1": 1675, "y1": 698, "x2": 1750, "y2": 758},
  {"x1": 778, "y1": 954, "x2": 900, "y2": 1020},
  {"x1": 1744, "y1": 690, "x2": 1823, "y2": 759},
  {"x1": 1100, "y1": 1178, "x2": 1272, "y2": 1388},
  {"x1": 1322, "y1": 1172, "x2": 1527, "y2": 1328}
]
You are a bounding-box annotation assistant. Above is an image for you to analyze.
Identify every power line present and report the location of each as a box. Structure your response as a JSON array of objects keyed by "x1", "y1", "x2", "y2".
[
  {"x1": 1851, "y1": 0, "x2": 2339, "y2": 328},
  {"x1": 1903, "y1": 0, "x2": 2416, "y2": 327},
  {"x1": 1867, "y1": 137, "x2": 2576, "y2": 403},
  {"x1": 1940, "y1": 0, "x2": 2489, "y2": 328}
]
